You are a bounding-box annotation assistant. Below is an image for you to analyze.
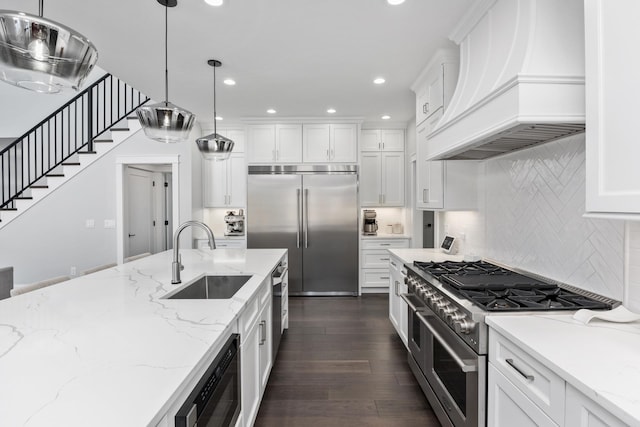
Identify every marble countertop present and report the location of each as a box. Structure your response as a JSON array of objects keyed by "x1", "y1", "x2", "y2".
[
  {"x1": 0, "y1": 248, "x2": 286, "y2": 427},
  {"x1": 487, "y1": 314, "x2": 640, "y2": 425},
  {"x1": 388, "y1": 248, "x2": 464, "y2": 263}
]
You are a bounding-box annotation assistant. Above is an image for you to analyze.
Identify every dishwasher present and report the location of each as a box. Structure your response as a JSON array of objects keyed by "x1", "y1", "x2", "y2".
[{"x1": 271, "y1": 261, "x2": 287, "y2": 362}]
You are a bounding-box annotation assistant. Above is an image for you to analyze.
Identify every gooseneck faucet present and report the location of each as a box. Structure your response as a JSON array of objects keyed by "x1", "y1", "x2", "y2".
[{"x1": 172, "y1": 220, "x2": 216, "y2": 284}]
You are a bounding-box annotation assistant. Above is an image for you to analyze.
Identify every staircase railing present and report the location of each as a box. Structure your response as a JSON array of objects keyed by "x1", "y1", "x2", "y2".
[{"x1": 0, "y1": 73, "x2": 150, "y2": 209}]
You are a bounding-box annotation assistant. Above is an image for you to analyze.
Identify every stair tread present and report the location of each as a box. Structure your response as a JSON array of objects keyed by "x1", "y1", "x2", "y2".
[
  {"x1": 0, "y1": 208, "x2": 17, "y2": 211},
  {"x1": 62, "y1": 162, "x2": 81, "y2": 166},
  {"x1": 31, "y1": 185, "x2": 48, "y2": 189},
  {"x1": 46, "y1": 173, "x2": 64, "y2": 177},
  {"x1": 78, "y1": 151, "x2": 97, "y2": 154},
  {"x1": 110, "y1": 128, "x2": 130, "y2": 132},
  {"x1": 93, "y1": 139, "x2": 114, "y2": 143}
]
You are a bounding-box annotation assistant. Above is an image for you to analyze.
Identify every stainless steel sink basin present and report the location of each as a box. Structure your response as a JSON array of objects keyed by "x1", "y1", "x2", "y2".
[{"x1": 167, "y1": 275, "x2": 252, "y2": 299}]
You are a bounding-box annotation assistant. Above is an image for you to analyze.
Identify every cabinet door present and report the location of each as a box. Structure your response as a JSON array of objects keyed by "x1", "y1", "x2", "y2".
[
  {"x1": 361, "y1": 130, "x2": 381, "y2": 151},
  {"x1": 381, "y1": 152, "x2": 404, "y2": 206},
  {"x1": 203, "y1": 158, "x2": 228, "y2": 207},
  {"x1": 241, "y1": 316, "x2": 261, "y2": 427},
  {"x1": 247, "y1": 125, "x2": 276, "y2": 163},
  {"x1": 217, "y1": 128, "x2": 246, "y2": 153},
  {"x1": 585, "y1": 0, "x2": 640, "y2": 214},
  {"x1": 227, "y1": 154, "x2": 246, "y2": 207},
  {"x1": 275, "y1": 124, "x2": 302, "y2": 163},
  {"x1": 381, "y1": 129, "x2": 404, "y2": 151},
  {"x1": 303, "y1": 124, "x2": 330, "y2": 162},
  {"x1": 330, "y1": 124, "x2": 357, "y2": 162},
  {"x1": 388, "y1": 256, "x2": 402, "y2": 338},
  {"x1": 565, "y1": 384, "x2": 627, "y2": 427},
  {"x1": 417, "y1": 160, "x2": 444, "y2": 210},
  {"x1": 415, "y1": 84, "x2": 430, "y2": 126},
  {"x1": 359, "y1": 152, "x2": 381, "y2": 206},
  {"x1": 426, "y1": 64, "x2": 444, "y2": 116},
  {"x1": 487, "y1": 363, "x2": 559, "y2": 427}
]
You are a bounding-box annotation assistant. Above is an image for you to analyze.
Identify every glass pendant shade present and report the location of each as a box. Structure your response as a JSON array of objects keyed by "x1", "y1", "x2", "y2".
[
  {"x1": 0, "y1": 10, "x2": 98, "y2": 93},
  {"x1": 136, "y1": 101, "x2": 195, "y2": 144},
  {"x1": 196, "y1": 132, "x2": 234, "y2": 160}
]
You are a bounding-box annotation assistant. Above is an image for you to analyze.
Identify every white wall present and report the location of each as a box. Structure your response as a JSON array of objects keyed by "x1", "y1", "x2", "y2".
[
  {"x1": 0, "y1": 124, "x2": 202, "y2": 284},
  {"x1": 440, "y1": 134, "x2": 625, "y2": 301},
  {"x1": 0, "y1": 66, "x2": 107, "y2": 138},
  {"x1": 624, "y1": 224, "x2": 640, "y2": 311}
]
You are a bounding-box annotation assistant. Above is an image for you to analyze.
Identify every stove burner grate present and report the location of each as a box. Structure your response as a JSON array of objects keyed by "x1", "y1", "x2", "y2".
[{"x1": 458, "y1": 288, "x2": 611, "y2": 311}]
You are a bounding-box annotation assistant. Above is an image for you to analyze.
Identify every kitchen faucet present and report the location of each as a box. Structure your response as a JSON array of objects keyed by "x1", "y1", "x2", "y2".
[{"x1": 172, "y1": 221, "x2": 216, "y2": 284}]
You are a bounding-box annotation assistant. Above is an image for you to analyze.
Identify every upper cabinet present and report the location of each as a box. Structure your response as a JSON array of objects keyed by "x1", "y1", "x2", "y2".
[
  {"x1": 412, "y1": 50, "x2": 459, "y2": 128},
  {"x1": 201, "y1": 126, "x2": 245, "y2": 153},
  {"x1": 361, "y1": 129, "x2": 404, "y2": 152},
  {"x1": 585, "y1": 0, "x2": 640, "y2": 217},
  {"x1": 203, "y1": 153, "x2": 246, "y2": 208},
  {"x1": 247, "y1": 124, "x2": 302, "y2": 164},
  {"x1": 303, "y1": 124, "x2": 357, "y2": 163}
]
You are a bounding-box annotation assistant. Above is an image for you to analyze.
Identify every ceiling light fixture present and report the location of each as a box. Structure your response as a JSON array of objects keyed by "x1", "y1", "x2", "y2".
[
  {"x1": 373, "y1": 77, "x2": 386, "y2": 84},
  {"x1": 223, "y1": 78, "x2": 236, "y2": 85},
  {"x1": 137, "y1": 0, "x2": 195, "y2": 143},
  {"x1": 387, "y1": 0, "x2": 406, "y2": 5},
  {"x1": 382, "y1": 115, "x2": 391, "y2": 120},
  {"x1": 204, "y1": 0, "x2": 224, "y2": 5},
  {"x1": 327, "y1": 108, "x2": 336, "y2": 114},
  {"x1": 267, "y1": 109, "x2": 276, "y2": 114},
  {"x1": 196, "y1": 59, "x2": 235, "y2": 161},
  {"x1": 0, "y1": 0, "x2": 98, "y2": 93}
]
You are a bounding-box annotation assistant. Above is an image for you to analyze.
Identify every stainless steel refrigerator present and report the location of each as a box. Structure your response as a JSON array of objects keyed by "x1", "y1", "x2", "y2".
[{"x1": 247, "y1": 165, "x2": 358, "y2": 296}]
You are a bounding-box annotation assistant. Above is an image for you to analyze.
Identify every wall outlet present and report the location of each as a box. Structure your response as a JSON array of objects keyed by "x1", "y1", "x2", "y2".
[
  {"x1": 104, "y1": 219, "x2": 116, "y2": 229},
  {"x1": 85, "y1": 219, "x2": 95, "y2": 228},
  {"x1": 70, "y1": 266, "x2": 77, "y2": 276}
]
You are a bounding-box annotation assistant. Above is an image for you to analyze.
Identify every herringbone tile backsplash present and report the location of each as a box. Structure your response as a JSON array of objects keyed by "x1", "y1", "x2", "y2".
[{"x1": 442, "y1": 134, "x2": 625, "y2": 301}]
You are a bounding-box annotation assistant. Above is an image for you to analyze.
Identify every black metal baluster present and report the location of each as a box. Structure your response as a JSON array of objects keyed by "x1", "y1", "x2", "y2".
[{"x1": 87, "y1": 88, "x2": 94, "y2": 152}]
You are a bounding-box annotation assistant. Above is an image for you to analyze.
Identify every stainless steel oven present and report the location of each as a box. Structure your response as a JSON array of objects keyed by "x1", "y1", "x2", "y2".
[
  {"x1": 405, "y1": 294, "x2": 485, "y2": 427},
  {"x1": 175, "y1": 334, "x2": 240, "y2": 427}
]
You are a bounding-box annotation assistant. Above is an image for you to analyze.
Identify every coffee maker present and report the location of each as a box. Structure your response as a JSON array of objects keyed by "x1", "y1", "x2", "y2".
[
  {"x1": 362, "y1": 209, "x2": 378, "y2": 235},
  {"x1": 224, "y1": 209, "x2": 245, "y2": 236}
]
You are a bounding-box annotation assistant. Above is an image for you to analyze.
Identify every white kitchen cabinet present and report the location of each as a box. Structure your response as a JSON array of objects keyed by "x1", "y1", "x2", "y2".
[
  {"x1": 360, "y1": 238, "x2": 409, "y2": 293},
  {"x1": 415, "y1": 156, "x2": 478, "y2": 210},
  {"x1": 213, "y1": 127, "x2": 245, "y2": 153},
  {"x1": 360, "y1": 152, "x2": 404, "y2": 207},
  {"x1": 584, "y1": 0, "x2": 640, "y2": 216},
  {"x1": 388, "y1": 253, "x2": 408, "y2": 348},
  {"x1": 203, "y1": 153, "x2": 246, "y2": 208},
  {"x1": 303, "y1": 124, "x2": 357, "y2": 163},
  {"x1": 361, "y1": 129, "x2": 404, "y2": 152},
  {"x1": 488, "y1": 363, "x2": 559, "y2": 427},
  {"x1": 565, "y1": 384, "x2": 627, "y2": 427},
  {"x1": 411, "y1": 49, "x2": 459, "y2": 127},
  {"x1": 247, "y1": 124, "x2": 302, "y2": 164}
]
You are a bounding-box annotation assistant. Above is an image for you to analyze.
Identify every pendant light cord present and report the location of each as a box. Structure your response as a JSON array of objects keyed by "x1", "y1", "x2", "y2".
[
  {"x1": 38, "y1": 0, "x2": 43, "y2": 17},
  {"x1": 213, "y1": 64, "x2": 217, "y2": 134},
  {"x1": 164, "y1": 0, "x2": 169, "y2": 106}
]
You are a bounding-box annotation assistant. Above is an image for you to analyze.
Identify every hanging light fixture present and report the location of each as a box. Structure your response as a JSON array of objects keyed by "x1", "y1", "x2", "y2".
[
  {"x1": 136, "y1": 0, "x2": 195, "y2": 143},
  {"x1": 196, "y1": 59, "x2": 234, "y2": 160},
  {"x1": 0, "y1": 0, "x2": 98, "y2": 93}
]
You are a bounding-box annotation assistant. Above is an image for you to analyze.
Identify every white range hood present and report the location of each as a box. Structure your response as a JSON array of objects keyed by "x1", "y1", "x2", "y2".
[{"x1": 426, "y1": 0, "x2": 586, "y2": 160}]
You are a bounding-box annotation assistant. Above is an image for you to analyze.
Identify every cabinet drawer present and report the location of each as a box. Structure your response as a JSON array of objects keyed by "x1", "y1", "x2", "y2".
[
  {"x1": 361, "y1": 239, "x2": 410, "y2": 250},
  {"x1": 258, "y1": 279, "x2": 270, "y2": 307},
  {"x1": 489, "y1": 330, "x2": 565, "y2": 424},
  {"x1": 361, "y1": 250, "x2": 392, "y2": 268},
  {"x1": 195, "y1": 239, "x2": 246, "y2": 249},
  {"x1": 362, "y1": 269, "x2": 391, "y2": 288}
]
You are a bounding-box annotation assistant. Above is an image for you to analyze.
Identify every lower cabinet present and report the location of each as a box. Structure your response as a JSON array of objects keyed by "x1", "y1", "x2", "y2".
[
  {"x1": 565, "y1": 384, "x2": 627, "y2": 427},
  {"x1": 239, "y1": 277, "x2": 273, "y2": 427},
  {"x1": 388, "y1": 253, "x2": 408, "y2": 348},
  {"x1": 360, "y1": 238, "x2": 410, "y2": 293}
]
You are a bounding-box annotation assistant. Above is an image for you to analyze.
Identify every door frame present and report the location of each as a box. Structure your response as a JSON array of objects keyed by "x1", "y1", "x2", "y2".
[{"x1": 116, "y1": 156, "x2": 181, "y2": 264}]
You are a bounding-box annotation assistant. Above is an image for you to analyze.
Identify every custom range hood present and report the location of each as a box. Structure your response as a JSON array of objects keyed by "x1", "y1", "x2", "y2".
[{"x1": 426, "y1": 0, "x2": 586, "y2": 160}]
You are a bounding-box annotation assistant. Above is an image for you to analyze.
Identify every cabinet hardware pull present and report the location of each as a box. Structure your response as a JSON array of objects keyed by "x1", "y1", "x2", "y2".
[
  {"x1": 390, "y1": 261, "x2": 397, "y2": 267},
  {"x1": 395, "y1": 280, "x2": 400, "y2": 296},
  {"x1": 505, "y1": 358, "x2": 534, "y2": 381},
  {"x1": 382, "y1": 143, "x2": 385, "y2": 150},
  {"x1": 423, "y1": 189, "x2": 427, "y2": 203},
  {"x1": 378, "y1": 142, "x2": 381, "y2": 150},
  {"x1": 276, "y1": 149, "x2": 279, "y2": 160},
  {"x1": 380, "y1": 276, "x2": 390, "y2": 280},
  {"x1": 380, "y1": 257, "x2": 390, "y2": 261},
  {"x1": 296, "y1": 189, "x2": 301, "y2": 248},
  {"x1": 304, "y1": 189, "x2": 309, "y2": 248},
  {"x1": 326, "y1": 149, "x2": 330, "y2": 160},
  {"x1": 380, "y1": 243, "x2": 391, "y2": 246},
  {"x1": 259, "y1": 320, "x2": 267, "y2": 345},
  {"x1": 382, "y1": 194, "x2": 385, "y2": 204},
  {"x1": 331, "y1": 149, "x2": 334, "y2": 160}
]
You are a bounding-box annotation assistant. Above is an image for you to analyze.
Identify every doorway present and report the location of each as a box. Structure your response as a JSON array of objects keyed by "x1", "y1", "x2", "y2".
[{"x1": 116, "y1": 156, "x2": 180, "y2": 264}]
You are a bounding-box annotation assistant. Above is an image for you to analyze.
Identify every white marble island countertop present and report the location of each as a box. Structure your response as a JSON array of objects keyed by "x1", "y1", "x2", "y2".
[
  {"x1": 0, "y1": 248, "x2": 286, "y2": 427},
  {"x1": 388, "y1": 248, "x2": 464, "y2": 264},
  {"x1": 487, "y1": 314, "x2": 640, "y2": 426}
]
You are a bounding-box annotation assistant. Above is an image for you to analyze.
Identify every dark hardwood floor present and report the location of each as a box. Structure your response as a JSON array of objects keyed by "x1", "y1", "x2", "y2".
[{"x1": 254, "y1": 295, "x2": 441, "y2": 427}]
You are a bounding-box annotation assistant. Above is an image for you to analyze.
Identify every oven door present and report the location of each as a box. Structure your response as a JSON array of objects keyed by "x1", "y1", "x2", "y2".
[
  {"x1": 417, "y1": 311, "x2": 485, "y2": 427},
  {"x1": 403, "y1": 293, "x2": 428, "y2": 371}
]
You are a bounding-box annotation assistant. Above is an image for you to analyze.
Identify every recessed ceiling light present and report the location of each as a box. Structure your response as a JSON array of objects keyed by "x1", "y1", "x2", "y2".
[
  {"x1": 205, "y1": 0, "x2": 224, "y2": 6},
  {"x1": 223, "y1": 79, "x2": 236, "y2": 86},
  {"x1": 267, "y1": 109, "x2": 276, "y2": 114},
  {"x1": 373, "y1": 77, "x2": 386, "y2": 85},
  {"x1": 387, "y1": 0, "x2": 405, "y2": 5},
  {"x1": 381, "y1": 115, "x2": 391, "y2": 120},
  {"x1": 327, "y1": 108, "x2": 336, "y2": 114},
  {"x1": 215, "y1": 116, "x2": 223, "y2": 120}
]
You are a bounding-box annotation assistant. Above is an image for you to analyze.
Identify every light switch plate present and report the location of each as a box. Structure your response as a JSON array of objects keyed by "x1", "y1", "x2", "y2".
[
  {"x1": 104, "y1": 219, "x2": 116, "y2": 229},
  {"x1": 85, "y1": 219, "x2": 95, "y2": 228}
]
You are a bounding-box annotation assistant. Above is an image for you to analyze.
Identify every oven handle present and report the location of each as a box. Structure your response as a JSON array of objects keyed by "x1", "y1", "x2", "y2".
[
  {"x1": 400, "y1": 293, "x2": 421, "y2": 312},
  {"x1": 416, "y1": 312, "x2": 478, "y2": 373}
]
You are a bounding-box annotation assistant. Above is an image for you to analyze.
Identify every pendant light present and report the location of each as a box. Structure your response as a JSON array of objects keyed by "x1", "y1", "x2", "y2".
[
  {"x1": 0, "y1": 0, "x2": 98, "y2": 93},
  {"x1": 196, "y1": 59, "x2": 234, "y2": 160},
  {"x1": 136, "y1": 0, "x2": 195, "y2": 144}
]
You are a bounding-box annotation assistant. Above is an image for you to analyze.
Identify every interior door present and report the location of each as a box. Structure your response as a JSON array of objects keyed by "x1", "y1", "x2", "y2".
[
  {"x1": 302, "y1": 174, "x2": 358, "y2": 294},
  {"x1": 125, "y1": 167, "x2": 153, "y2": 257},
  {"x1": 247, "y1": 174, "x2": 303, "y2": 294}
]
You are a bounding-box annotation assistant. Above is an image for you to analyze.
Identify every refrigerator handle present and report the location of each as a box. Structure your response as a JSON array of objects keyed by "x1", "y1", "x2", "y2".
[
  {"x1": 296, "y1": 189, "x2": 301, "y2": 248},
  {"x1": 304, "y1": 188, "x2": 309, "y2": 248}
]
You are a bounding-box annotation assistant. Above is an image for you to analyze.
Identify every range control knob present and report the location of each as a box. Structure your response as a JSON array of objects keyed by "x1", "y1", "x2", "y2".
[
  {"x1": 454, "y1": 317, "x2": 474, "y2": 335},
  {"x1": 439, "y1": 305, "x2": 456, "y2": 317}
]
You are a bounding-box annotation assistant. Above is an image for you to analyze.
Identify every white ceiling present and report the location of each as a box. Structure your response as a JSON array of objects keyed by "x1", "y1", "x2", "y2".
[{"x1": 3, "y1": 0, "x2": 471, "y2": 127}]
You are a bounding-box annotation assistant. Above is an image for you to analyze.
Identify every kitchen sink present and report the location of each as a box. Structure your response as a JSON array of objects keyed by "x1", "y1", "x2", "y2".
[{"x1": 166, "y1": 275, "x2": 252, "y2": 299}]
